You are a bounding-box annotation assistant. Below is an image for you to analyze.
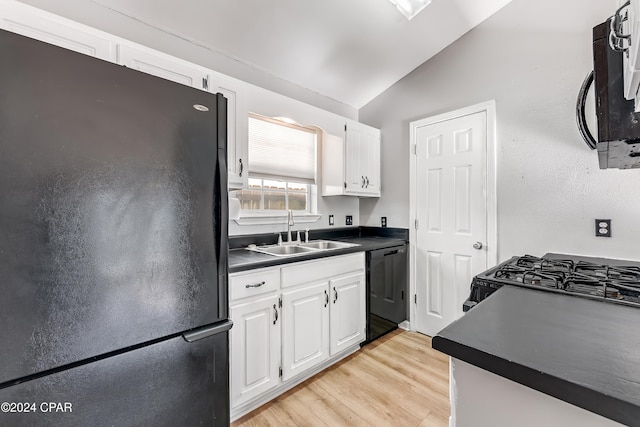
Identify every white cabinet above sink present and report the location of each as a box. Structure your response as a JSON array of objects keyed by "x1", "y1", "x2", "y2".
[{"x1": 321, "y1": 121, "x2": 381, "y2": 197}]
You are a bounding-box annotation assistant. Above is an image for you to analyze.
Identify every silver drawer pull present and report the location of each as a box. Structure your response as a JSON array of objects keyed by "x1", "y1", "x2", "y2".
[{"x1": 246, "y1": 281, "x2": 266, "y2": 288}]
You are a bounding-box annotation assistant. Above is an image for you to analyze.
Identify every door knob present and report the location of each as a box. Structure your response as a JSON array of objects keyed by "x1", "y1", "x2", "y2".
[{"x1": 473, "y1": 242, "x2": 483, "y2": 250}]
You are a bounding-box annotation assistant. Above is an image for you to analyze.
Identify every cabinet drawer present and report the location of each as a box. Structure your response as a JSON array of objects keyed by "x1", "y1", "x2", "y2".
[
  {"x1": 281, "y1": 253, "x2": 364, "y2": 288},
  {"x1": 230, "y1": 268, "x2": 279, "y2": 301}
]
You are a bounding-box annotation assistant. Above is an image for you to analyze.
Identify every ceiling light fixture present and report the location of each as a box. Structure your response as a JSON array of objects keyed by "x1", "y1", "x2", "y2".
[{"x1": 388, "y1": 0, "x2": 432, "y2": 21}]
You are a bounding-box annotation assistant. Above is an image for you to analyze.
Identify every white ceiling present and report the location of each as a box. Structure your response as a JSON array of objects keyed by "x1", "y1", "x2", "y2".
[{"x1": 92, "y1": 0, "x2": 512, "y2": 109}]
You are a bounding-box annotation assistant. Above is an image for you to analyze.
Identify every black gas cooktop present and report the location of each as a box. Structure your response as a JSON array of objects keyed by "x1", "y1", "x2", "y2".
[{"x1": 464, "y1": 253, "x2": 640, "y2": 311}]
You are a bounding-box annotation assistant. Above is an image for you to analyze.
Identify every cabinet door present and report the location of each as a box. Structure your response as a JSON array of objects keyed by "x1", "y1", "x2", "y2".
[
  {"x1": 344, "y1": 122, "x2": 365, "y2": 193},
  {"x1": 330, "y1": 272, "x2": 366, "y2": 355},
  {"x1": 230, "y1": 294, "x2": 280, "y2": 408},
  {"x1": 117, "y1": 44, "x2": 208, "y2": 90},
  {"x1": 212, "y1": 74, "x2": 248, "y2": 189},
  {"x1": 0, "y1": 3, "x2": 115, "y2": 61},
  {"x1": 362, "y1": 126, "x2": 381, "y2": 196},
  {"x1": 281, "y1": 282, "x2": 329, "y2": 381},
  {"x1": 344, "y1": 122, "x2": 381, "y2": 197}
]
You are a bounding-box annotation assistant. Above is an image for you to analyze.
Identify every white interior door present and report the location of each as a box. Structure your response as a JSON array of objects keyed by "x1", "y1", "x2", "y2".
[{"x1": 413, "y1": 109, "x2": 492, "y2": 337}]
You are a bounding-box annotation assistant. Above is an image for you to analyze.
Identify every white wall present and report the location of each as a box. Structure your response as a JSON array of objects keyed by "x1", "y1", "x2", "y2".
[{"x1": 359, "y1": 0, "x2": 640, "y2": 261}]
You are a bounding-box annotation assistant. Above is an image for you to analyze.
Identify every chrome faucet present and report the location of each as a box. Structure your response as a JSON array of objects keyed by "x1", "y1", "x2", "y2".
[{"x1": 286, "y1": 209, "x2": 295, "y2": 243}]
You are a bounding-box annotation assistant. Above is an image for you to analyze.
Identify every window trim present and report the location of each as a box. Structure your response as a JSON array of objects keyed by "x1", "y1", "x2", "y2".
[{"x1": 232, "y1": 212, "x2": 322, "y2": 226}]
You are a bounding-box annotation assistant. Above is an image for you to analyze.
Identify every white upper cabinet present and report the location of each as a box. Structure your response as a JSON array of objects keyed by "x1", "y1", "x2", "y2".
[
  {"x1": 322, "y1": 121, "x2": 381, "y2": 197},
  {"x1": 116, "y1": 44, "x2": 209, "y2": 90},
  {"x1": 0, "y1": 2, "x2": 115, "y2": 61},
  {"x1": 212, "y1": 73, "x2": 248, "y2": 190},
  {"x1": 618, "y1": 0, "x2": 640, "y2": 101}
]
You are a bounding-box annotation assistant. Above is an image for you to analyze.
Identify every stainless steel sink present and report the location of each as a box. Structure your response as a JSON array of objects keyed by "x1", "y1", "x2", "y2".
[
  {"x1": 246, "y1": 240, "x2": 359, "y2": 257},
  {"x1": 298, "y1": 240, "x2": 358, "y2": 250},
  {"x1": 253, "y1": 245, "x2": 317, "y2": 256}
]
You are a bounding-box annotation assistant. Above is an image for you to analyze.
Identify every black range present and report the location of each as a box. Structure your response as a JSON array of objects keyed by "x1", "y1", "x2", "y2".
[{"x1": 464, "y1": 253, "x2": 640, "y2": 312}]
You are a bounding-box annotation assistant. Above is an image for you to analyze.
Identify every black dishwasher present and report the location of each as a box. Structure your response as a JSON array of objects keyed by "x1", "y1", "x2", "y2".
[{"x1": 365, "y1": 244, "x2": 408, "y2": 343}]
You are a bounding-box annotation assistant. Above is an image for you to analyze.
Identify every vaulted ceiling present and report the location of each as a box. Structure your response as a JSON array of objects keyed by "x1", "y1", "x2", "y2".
[{"x1": 21, "y1": 0, "x2": 513, "y2": 109}]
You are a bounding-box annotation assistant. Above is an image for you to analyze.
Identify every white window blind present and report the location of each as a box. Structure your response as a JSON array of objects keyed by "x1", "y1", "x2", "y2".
[{"x1": 248, "y1": 115, "x2": 317, "y2": 184}]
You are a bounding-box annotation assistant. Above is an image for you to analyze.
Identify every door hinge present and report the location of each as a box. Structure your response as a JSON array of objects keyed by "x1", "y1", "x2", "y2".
[
  {"x1": 401, "y1": 290, "x2": 404, "y2": 300},
  {"x1": 344, "y1": 123, "x2": 347, "y2": 132},
  {"x1": 414, "y1": 294, "x2": 417, "y2": 304},
  {"x1": 278, "y1": 297, "x2": 282, "y2": 308},
  {"x1": 344, "y1": 182, "x2": 347, "y2": 189},
  {"x1": 279, "y1": 367, "x2": 283, "y2": 378},
  {"x1": 202, "y1": 76, "x2": 209, "y2": 90},
  {"x1": 414, "y1": 219, "x2": 419, "y2": 230},
  {"x1": 414, "y1": 144, "x2": 417, "y2": 155}
]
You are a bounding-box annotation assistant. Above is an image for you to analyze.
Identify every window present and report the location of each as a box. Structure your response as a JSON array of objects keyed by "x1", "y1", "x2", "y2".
[
  {"x1": 235, "y1": 114, "x2": 317, "y2": 216},
  {"x1": 238, "y1": 178, "x2": 309, "y2": 212}
]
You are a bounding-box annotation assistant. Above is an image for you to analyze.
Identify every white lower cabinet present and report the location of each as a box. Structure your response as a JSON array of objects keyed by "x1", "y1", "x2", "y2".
[
  {"x1": 330, "y1": 272, "x2": 366, "y2": 355},
  {"x1": 281, "y1": 281, "x2": 329, "y2": 381},
  {"x1": 229, "y1": 252, "x2": 365, "y2": 419},
  {"x1": 230, "y1": 294, "x2": 280, "y2": 408}
]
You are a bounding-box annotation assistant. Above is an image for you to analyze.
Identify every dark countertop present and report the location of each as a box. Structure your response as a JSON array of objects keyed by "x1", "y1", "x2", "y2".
[
  {"x1": 432, "y1": 285, "x2": 640, "y2": 426},
  {"x1": 229, "y1": 236, "x2": 407, "y2": 273}
]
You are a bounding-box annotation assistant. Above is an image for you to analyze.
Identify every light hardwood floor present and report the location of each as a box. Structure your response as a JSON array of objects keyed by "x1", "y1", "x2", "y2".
[{"x1": 232, "y1": 330, "x2": 450, "y2": 427}]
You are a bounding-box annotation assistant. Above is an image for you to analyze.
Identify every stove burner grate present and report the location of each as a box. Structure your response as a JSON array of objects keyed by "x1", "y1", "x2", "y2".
[{"x1": 488, "y1": 255, "x2": 640, "y2": 305}]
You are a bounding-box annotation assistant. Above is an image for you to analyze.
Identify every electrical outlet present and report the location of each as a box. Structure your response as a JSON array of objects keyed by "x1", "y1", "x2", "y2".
[
  {"x1": 346, "y1": 215, "x2": 353, "y2": 226},
  {"x1": 381, "y1": 217, "x2": 387, "y2": 227},
  {"x1": 595, "y1": 219, "x2": 611, "y2": 237},
  {"x1": 329, "y1": 215, "x2": 334, "y2": 226}
]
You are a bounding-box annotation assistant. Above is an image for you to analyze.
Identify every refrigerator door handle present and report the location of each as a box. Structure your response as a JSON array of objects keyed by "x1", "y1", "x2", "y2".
[
  {"x1": 216, "y1": 93, "x2": 229, "y2": 320},
  {"x1": 216, "y1": 93, "x2": 229, "y2": 272},
  {"x1": 182, "y1": 320, "x2": 233, "y2": 343}
]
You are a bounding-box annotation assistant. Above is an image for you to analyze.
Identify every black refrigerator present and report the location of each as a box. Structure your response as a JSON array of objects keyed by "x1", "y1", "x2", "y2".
[{"x1": 0, "y1": 29, "x2": 231, "y2": 426}]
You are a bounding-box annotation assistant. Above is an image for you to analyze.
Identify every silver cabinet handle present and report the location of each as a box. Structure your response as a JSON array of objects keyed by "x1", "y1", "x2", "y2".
[
  {"x1": 273, "y1": 304, "x2": 278, "y2": 325},
  {"x1": 324, "y1": 290, "x2": 329, "y2": 307},
  {"x1": 239, "y1": 158, "x2": 243, "y2": 177},
  {"x1": 361, "y1": 176, "x2": 365, "y2": 188},
  {"x1": 365, "y1": 176, "x2": 369, "y2": 188},
  {"x1": 473, "y1": 242, "x2": 483, "y2": 250},
  {"x1": 333, "y1": 287, "x2": 338, "y2": 304},
  {"x1": 246, "y1": 281, "x2": 265, "y2": 288}
]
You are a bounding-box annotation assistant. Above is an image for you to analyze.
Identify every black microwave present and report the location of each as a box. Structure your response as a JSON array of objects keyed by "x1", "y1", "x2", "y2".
[{"x1": 577, "y1": 18, "x2": 640, "y2": 169}]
